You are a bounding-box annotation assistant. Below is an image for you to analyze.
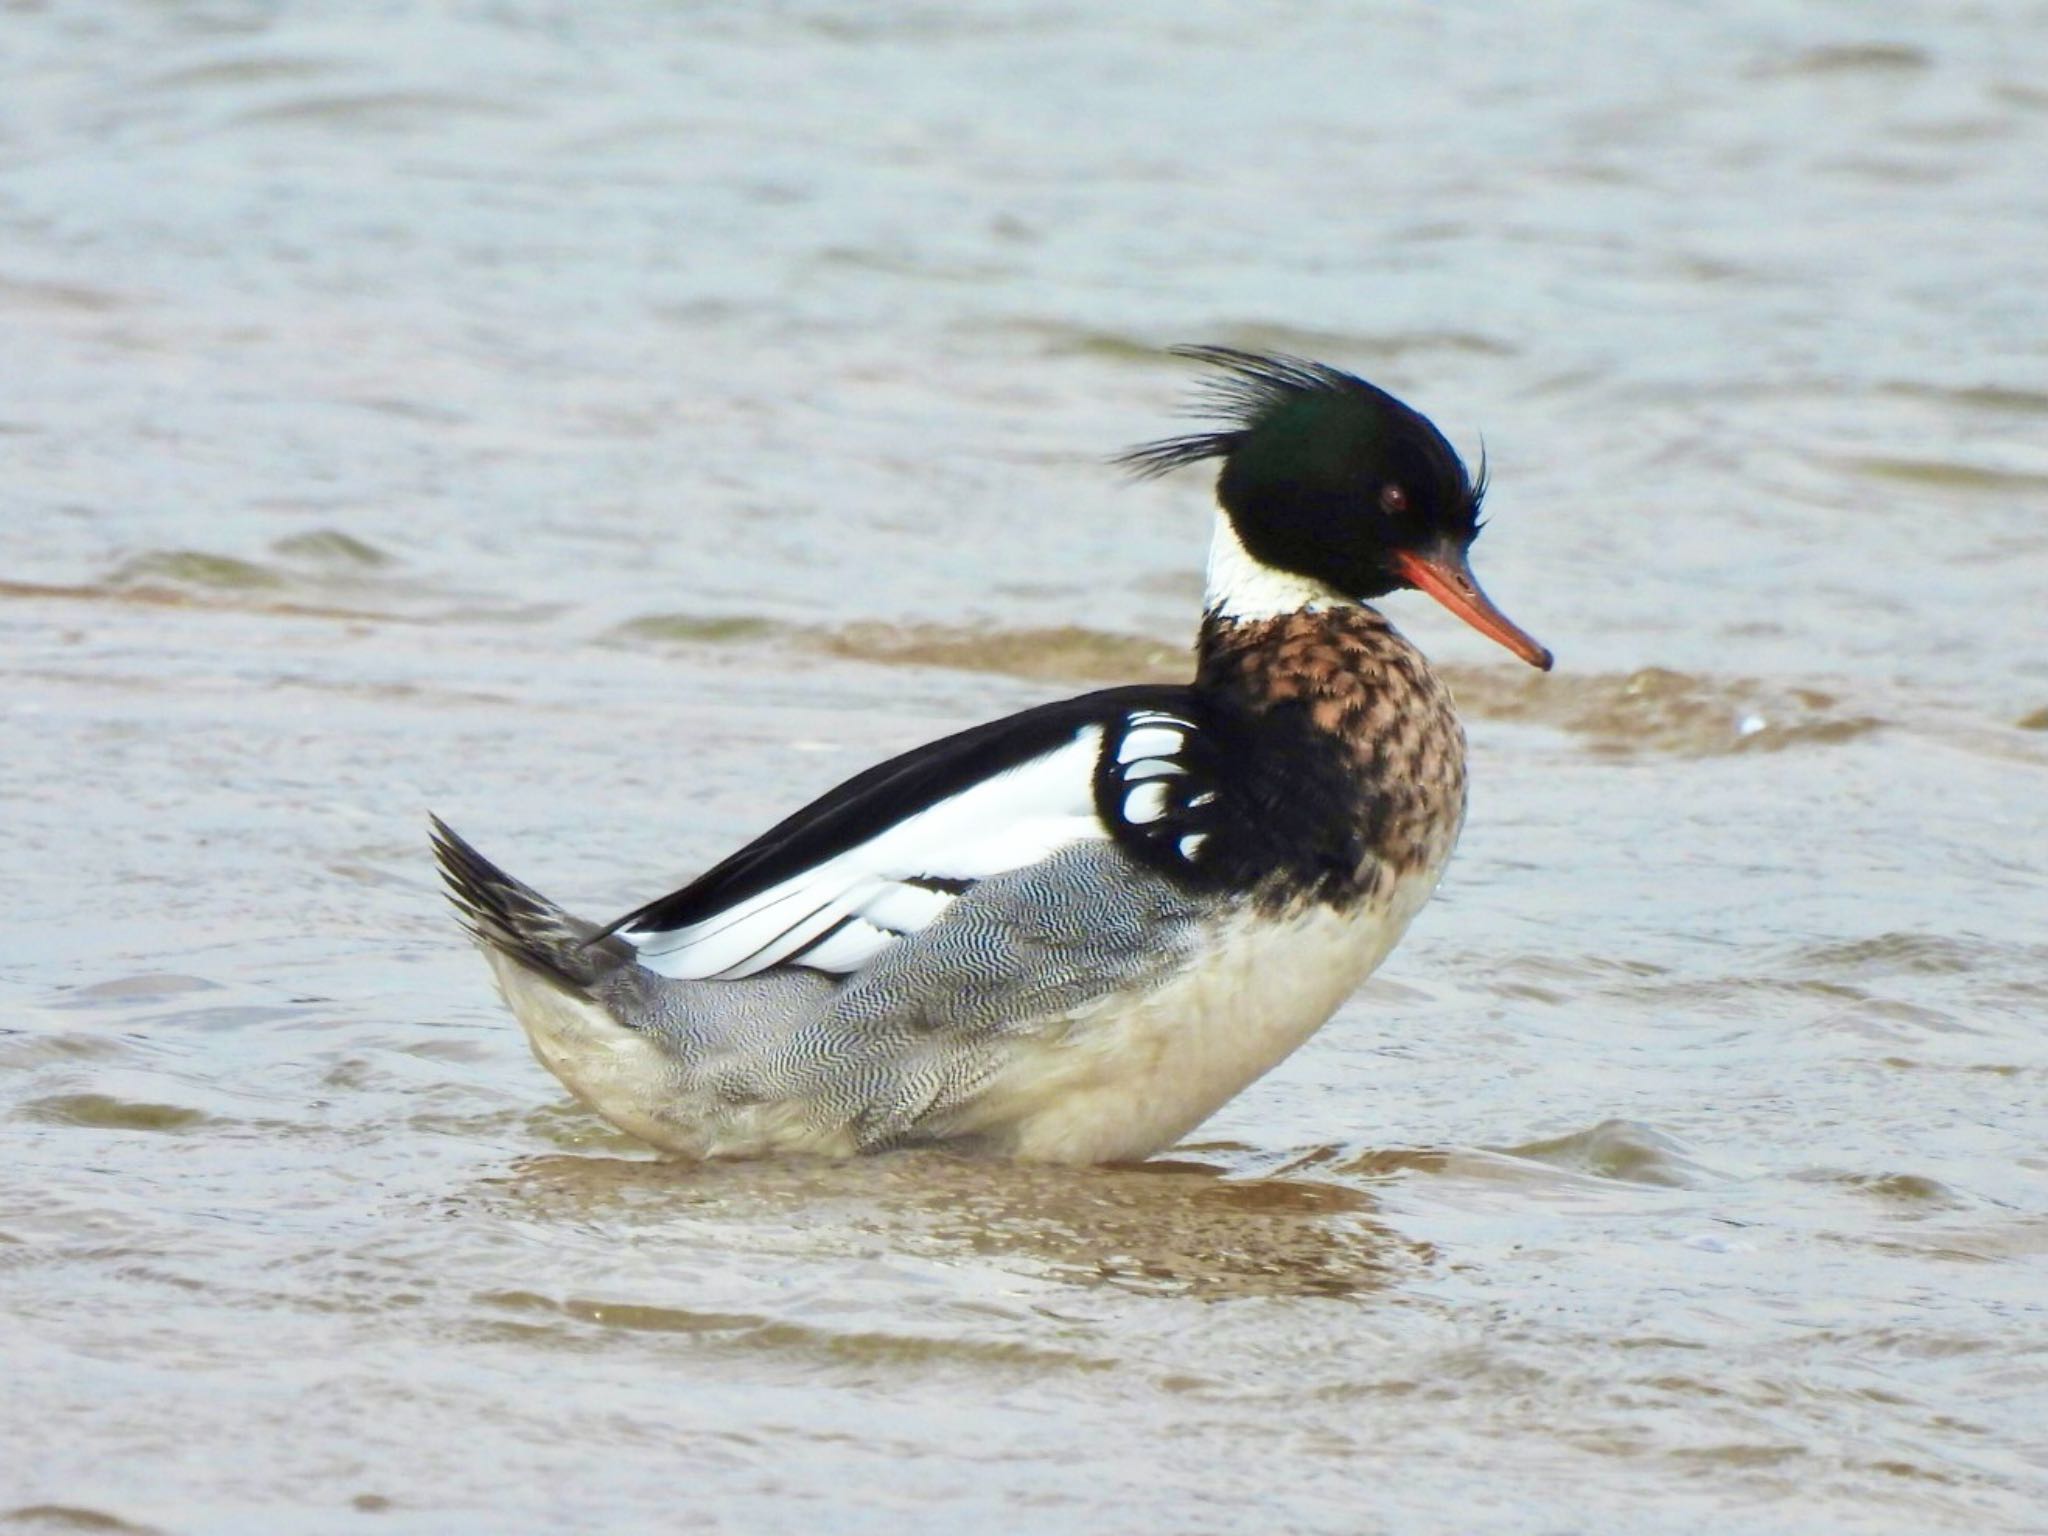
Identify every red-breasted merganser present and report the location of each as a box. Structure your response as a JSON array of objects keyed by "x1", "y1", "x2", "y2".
[{"x1": 434, "y1": 347, "x2": 1551, "y2": 1163}]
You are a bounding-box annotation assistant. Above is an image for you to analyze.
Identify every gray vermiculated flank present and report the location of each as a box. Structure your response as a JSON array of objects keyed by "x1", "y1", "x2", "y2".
[
  {"x1": 604, "y1": 842, "x2": 1212, "y2": 1149},
  {"x1": 448, "y1": 829, "x2": 1217, "y2": 1153}
]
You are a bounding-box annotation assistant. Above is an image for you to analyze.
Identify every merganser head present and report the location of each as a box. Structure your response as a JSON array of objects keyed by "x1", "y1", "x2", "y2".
[{"x1": 1121, "y1": 346, "x2": 1552, "y2": 670}]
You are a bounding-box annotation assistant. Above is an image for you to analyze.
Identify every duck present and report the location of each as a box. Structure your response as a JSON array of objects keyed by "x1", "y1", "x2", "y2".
[{"x1": 433, "y1": 347, "x2": 1551, "y2": 1164}]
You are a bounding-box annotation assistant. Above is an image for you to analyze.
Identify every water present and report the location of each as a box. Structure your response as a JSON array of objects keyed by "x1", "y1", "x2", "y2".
[{"x1": 4, "y1": 2, "x2": 2046, "y2": 1531}]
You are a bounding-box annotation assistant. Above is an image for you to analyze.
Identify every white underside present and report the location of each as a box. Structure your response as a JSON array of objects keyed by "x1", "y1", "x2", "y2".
[
  {"x1": 950, "y1": 875, "x2": 1440, "y2": 1162},
  {"x1": 482, "y1": 953, "x2": 709, "y2": 1151},
  {"x1": 486, "y1": 860, "x2": 1443, "y2": 1165}
]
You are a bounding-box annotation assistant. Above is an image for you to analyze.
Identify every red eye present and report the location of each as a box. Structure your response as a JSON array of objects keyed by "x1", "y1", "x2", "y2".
[{"x1": 1379, "y1": 484, "x2": 1410, "y2": 514}]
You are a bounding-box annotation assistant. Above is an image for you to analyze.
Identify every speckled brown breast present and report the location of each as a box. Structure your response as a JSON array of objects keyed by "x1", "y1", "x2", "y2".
[{"x1": 1195, "y1": 605, "x2": 1468, "y2": 905}]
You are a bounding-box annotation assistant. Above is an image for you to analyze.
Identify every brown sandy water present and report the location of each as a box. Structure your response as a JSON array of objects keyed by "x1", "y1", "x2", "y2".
[{"x1": 3, "y1": 3, "x2": 2046, "y2": 1533}]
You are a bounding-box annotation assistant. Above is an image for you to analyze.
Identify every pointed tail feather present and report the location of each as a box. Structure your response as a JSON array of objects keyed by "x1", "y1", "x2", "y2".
[{"x1": 429, "y1": 815, "x2": 631, "y2": 992}]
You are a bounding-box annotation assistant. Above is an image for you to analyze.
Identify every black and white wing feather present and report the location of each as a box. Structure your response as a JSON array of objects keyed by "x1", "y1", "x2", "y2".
[{"x1": 602, "y1": 687, "x2": 1224, "y2": 981}]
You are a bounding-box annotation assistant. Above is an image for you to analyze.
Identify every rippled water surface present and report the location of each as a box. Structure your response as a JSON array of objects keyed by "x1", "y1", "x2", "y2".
[{"x1": 5, "y1": 3, "x2": 2047, "y2": 1532}]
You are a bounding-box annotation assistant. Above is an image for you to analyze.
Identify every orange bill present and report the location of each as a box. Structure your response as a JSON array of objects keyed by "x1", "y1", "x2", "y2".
[{"x1": 1392, "y1": 547, "x2": 1553, "y2": 671}]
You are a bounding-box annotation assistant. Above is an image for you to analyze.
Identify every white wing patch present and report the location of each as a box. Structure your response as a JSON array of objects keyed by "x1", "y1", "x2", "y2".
[
  {"x1": 1123, "y1": 780, "x2": 1172, "y2": 825},
  {"x1": 1118, "y1": 726, "x2": 1187, "y2": 763},
  {"x1": 1103, "y1": 709, "x2": 1219, "y2": 871},
  {"x1": 1122, "y1": 757, "x2": 1185, "y2": 780},
  {"x1": 623, "y1": 727, "x2": 1108, "y2": 981}
]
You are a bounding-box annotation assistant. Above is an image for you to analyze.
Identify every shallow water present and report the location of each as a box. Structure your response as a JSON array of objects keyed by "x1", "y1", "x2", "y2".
[{"x1": 4, "y1": 2, "x2": 2047, "y2": 1532}]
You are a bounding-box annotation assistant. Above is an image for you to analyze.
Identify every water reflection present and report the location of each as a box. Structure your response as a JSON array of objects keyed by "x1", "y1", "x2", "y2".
[{"x1": 488, "y1": 1151, "x2": 1424, "y2": 1301}]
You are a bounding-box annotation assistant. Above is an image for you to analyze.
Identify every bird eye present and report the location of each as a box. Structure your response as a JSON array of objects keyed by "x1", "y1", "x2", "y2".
[{"x1": 1379, "y1": 484, "x2": 1410, "y2": 515}]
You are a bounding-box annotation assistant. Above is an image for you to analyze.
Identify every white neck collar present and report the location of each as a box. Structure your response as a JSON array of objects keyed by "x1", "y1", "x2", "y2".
[{"x1": 1203, "y1": 510, "x2": 1350, "y2": 620}]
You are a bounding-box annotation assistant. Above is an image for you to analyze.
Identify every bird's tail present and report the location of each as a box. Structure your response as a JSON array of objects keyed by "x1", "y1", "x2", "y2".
[{"x1": 429, "y1": 815, "x2": 631, "y2": 993}]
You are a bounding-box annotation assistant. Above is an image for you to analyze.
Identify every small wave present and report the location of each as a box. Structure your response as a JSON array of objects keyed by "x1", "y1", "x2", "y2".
[
  {"x1": 1443, "y1": 664, "x2": 1885, "y2": 756},
  {"x1": 139, "y1": 54, "x2": 343, "y2": 93},
  {"x1": 616, "y1": 616, "x2": 1886, "y2": 756},
  {"x1": 1845, "y1": 455, "x2": 2048, "y2": 494},
  {"x1": 109, "y1": 531, "x2": 401, "y2": 593},
  {"x1": 820, "y1": 622, "x2": 1185, "y2": 683},
  {"x1": 475, "y1": 1289, "x2": 766, "y2": 1337},
  {"x1": 1788, "y1": 1169, "x2": 1969, "y2": 1208},
  {"x1": 1, "y1": 1507, "x2": 165, "y2": 1535},
  {"x1": 44, "y1": 973, "x2": 224, "y2": 1010},
  {"x1": 613, "y1": 613, "x2": 1186, "y2": 685},
  {"x1": 270, "y1": 529, "x2": 394, "y2": 569},
  {"x1": 17, "y1": 1093, "x2": 211, "y2": 1133},
  {"x1": 1503, "y1": 1118, "x2": 1721, "y2": 1188},
  {"x1": 17, "y1": 534, "x2": 430, "y2": 623},
  {"x1": 612, "y1": 613, "x2": 789, "y2": 645},
  {"x1": 1786, "y1": 932, "x2": 2022, "y2": 978},
  {"x1": 106, "y1": 549, "x2": 285, "y2": 592},
  {"x1": 1006, "y1": 319, "x2": 1516, "y2": 365},
  {"x1": 472, "y1": 1286, "x2": 1117, "y2": 1369},
  {"x1": 1885, "y1": 383, "x2": 2048, "y2": 417},
  {"x1": 1756, "y1": 43, "x2": 1931, "y2": 77},
  {"x1": 232, "y1": 90, "x2": 525, "y2": 129},
  {"x1": 0, "y1": 275, "x2": 126, "y2": 314}
]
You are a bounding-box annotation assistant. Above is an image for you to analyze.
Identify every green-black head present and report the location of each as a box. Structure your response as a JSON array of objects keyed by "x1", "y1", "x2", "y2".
[{"x1": 1121, "y1": 346, "x2": 1551, "y2": 669}]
